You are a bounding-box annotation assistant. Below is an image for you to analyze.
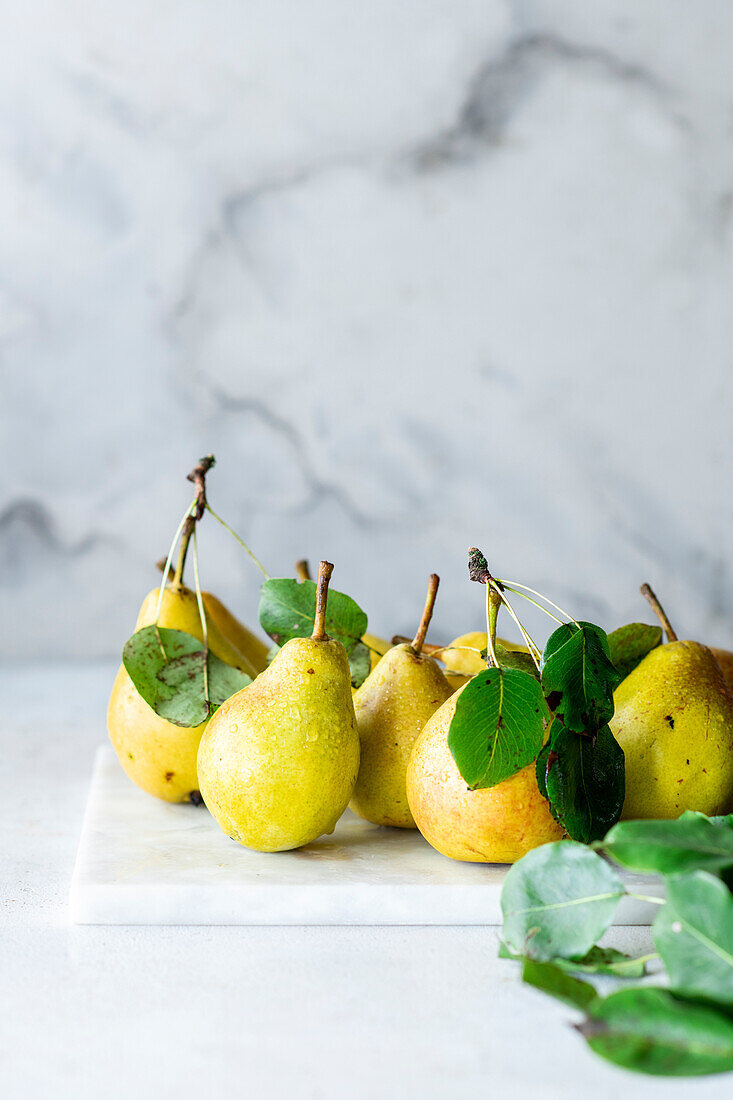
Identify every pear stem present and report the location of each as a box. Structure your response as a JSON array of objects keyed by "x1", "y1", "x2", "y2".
[
  {"x1": 312, "y1": 561, "x2": 334, "y2": 641},
  {"x1": 411, "y1": 574, "x2": 440, "y2": 656},
  {"x1": 640, "y1": 583, "x2": 678, "y2": 642},
  {"x1": 172, "y1": 455, "x2": 216, "y2": 588},
  {"x1": 295, "y1": 559, "x2": 311, "y2": 582},
  {"x1": 485, "y1": 586, "x2": 501, "y2": 669}
]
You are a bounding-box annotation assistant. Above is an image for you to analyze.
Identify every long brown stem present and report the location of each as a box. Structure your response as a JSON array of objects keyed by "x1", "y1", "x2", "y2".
[
  {"x1": 640, "y1": 583, "x2": 678, "y2": 642},
  {"x1": 312, "y1": 561, "x2": 334, "y2": 641},
  {"x1": 172, "y1": 455, "x2": 216, "y2": 588},
  {"x1": 411, "y1": 574, "x2": 440, "y2": 656},
  {"x1": 295, "y1": 559, "x2": 311, "y2": 582}
]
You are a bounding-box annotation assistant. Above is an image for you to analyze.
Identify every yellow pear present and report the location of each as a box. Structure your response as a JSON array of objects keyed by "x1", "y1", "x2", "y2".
[
  {"x1": 610, "y1": 641, "x2": 733, "y2": 819},
  {"x1": 406, "y1": 684, "x2": 563, "y2": 863},
  {"x1": 362, "y1": 631, "x2": 391, "y2": 671},
  {"x1": 438, "y1": 631, "x2": 529, "y2": 677},
  {"x1": 108, "y1": 583, "x2": 257, "y2": 803},
  {"x1": 197, "y1": 562, "x2": 360, "y2": 851},
  {"x1": 611, "y1": 584, "x2": 733, "y2": 819},
  {"x1": 350, "y1": 575, "x2": 453, "y2": 828}
]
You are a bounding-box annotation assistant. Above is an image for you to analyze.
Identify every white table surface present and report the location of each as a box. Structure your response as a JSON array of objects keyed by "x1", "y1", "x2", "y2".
[{"x1": 2, "y1": 662, "x2": 730, "y2": 1100}]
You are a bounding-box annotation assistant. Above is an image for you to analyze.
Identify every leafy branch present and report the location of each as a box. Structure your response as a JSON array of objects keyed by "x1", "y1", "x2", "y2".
[{"x1": 500, "y1": 813, "x2": 733, "y2": 1076}]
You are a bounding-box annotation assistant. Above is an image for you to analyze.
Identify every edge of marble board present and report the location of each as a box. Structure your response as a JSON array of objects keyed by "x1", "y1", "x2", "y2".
[{"x1": 70, "y1": 747, "x2": 663, "y2": 926}]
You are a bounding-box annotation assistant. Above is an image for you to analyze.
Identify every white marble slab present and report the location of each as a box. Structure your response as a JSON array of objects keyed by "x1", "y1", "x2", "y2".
[{"x1": 70, "y1": 747, "x2": 663, "y2": 925}]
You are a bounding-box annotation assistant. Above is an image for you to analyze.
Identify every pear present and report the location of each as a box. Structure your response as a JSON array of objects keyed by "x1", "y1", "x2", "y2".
[
  {"x1": 406, "y1": 684, "x2": 563, "y2": 862},
  {"x1": 349, "y1": 575, "x2": 453, "y2": 828},
  {"x1": 108, "y1": 582, "x2": 257, "y2": 803},
  {"x1": 197, "y1": 562, "x2": 360, "y2": 851},
  {"x1": 407, "y1": 632, "x2": 527, "y2": 692},
  {"x1": 362, "y1": 632, "x2": 391, "y2": 671},
  {"x1": 610, "y1": 585, "x2": 733, "y2": 820}
]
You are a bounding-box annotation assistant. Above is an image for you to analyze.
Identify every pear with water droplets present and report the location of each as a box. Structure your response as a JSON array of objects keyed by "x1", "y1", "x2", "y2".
[
  {"x1": 610, "y1": 585, "x2": 733, "y2": 819},
  {"x1": 197, "y1": 562, "x2": 360, "y2": 851},
  {"x1": 350, "y1": 575, "x2": 453, "y2": 828}
]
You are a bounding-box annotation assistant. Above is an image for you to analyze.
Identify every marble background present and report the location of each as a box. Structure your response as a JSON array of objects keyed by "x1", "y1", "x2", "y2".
[{"x1": 2, "y1": 1, "x2": 732, "y2": 660}]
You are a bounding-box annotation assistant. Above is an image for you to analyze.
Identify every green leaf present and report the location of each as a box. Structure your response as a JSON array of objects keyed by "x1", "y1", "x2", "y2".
[
  {"x1": 494, "y1": 644, "x2": 540, "y2": 679},
  {"x1": 521, "y1": 959, "x2": 598, "y2": 1011},
  {"x1": 607, "y1": 623, "x2": 662, "y2": 679},
  {"x1": 123, "y1": 626, "x2": 252, "y2": 727},
  {"x1": 580, "y1": 988, "x2": 733, "y2": 1076},
  {"x1": 501, "y1": 840, "x2": 625, "y2": 960},
  {"x1": 555, "y1": 946, "x2": 650, "y2": 978},
  {"x1": 682, "y1": 810, "x2": 733, "y2": 830},
  {"x1": 541, "y1": 622, "x2": 621, "y2": 734},
  {"x1": 348, "y1": 640, "x2": 371, "y2": 689},
  {"x1": 543, "y1": 723, "x2": 625, "y2": 843},
  {"x1": 258, "y1": 578, "x2": 367, "y2": 654},
  {"x1": 653, "y1": 872, "x2": 733, "y2": 1006},
  {"x1": 602, "y1": 815, "x2": 733, "y2": 875},
  {"x1": 500, "y1": 942, "x2": 649, "y2": 978},
  {"x1": 447, "y1": 667, "x2": 546, "y2": 790}
]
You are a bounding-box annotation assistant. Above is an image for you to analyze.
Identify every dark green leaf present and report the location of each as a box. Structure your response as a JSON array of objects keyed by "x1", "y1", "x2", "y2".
[
  {"x1": 521, "y1": 959, "x2": 598, "y2": 1011},
  {"x1": 541, "y1": 622, "x2": 621, "y2": 734},
  {"x1": 607, "y1": 623, "x2": 662, "y2": 679},
  {"x1": 348, "y1": 640, "x2": 371, "y2": 689},
  {"x1": 123, "y1": 626, "x2": 251, "y2": 727},
  {"x1": 544, "y1": 723, "x2": 625, "y2": 843},
  {"x1": 447, "y1": 668, "x2": 546, "y2": 789},
  {"x1": 501, "y1": 840, "x2": 625, "y2": 960},
  {"x1": 580, "y1": 988, "x2": 733, "y2": 1076},
  {"x1": 258, "y1": 578, "x2": 367, "y2": 654},
  {"x1": 500, "y1": 942, "x2": 649, "y2": 978},
  {"x1": 654, "y1": 872, "x2": 733, "y2": 1005},
  {"x1": 602, "y1": 815, "x2": 733, "y2": 875}
]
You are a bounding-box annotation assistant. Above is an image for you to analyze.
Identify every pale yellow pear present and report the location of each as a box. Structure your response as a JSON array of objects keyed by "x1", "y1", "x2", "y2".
[
  {"x1": 202, "y1": 591, "x2": 270, "y2": 674},
  {"x1": 439, "y1": 632, "x2": 529, "y2": 677},
  {"x1": 197, "y1": 563, "x2": 360, "y2": 851},
  {"x1": 350, "y1": 641, "x2": 453, "y2": 828},
  {"x1": 108, "y1": 583, "x2": 257, "y2": 803},
  {"x1": 610, "y1": 640, "x2": 733, "y2": 820},
  {"x1": 406, "y1": 685, "x2": 563, "y2": 863},
  {"x1": 362, "y1": 631, "x2": 391, "y2": 671}
]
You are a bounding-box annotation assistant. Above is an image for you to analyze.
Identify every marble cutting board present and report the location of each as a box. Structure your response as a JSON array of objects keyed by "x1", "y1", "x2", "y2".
[{"x1": 70, "y1": 747, "x2": 663, "y2": 925}]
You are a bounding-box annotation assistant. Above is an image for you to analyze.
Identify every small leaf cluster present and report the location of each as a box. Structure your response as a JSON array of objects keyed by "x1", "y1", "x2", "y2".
[
  {"x1": 447, "y1": 620, "x2": 661, "y2": 841},
  {"x1": 500, "y1": 812, "x2": 733, "y2": 1077}
]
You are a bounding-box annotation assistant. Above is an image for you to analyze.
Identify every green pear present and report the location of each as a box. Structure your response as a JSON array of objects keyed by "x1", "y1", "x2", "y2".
[
  {"x1": 197, "y1": 562, "x2": 360, "y2": 851},
  {"x1": 350, "y1": 575, "x2": 453, "y2": 828},
  {"x1": 610, "y1": 584, "x2": 733, "y2": 819},
  {"x1": 108, "y1": 582, "x2": 257, "y2": 803}
]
